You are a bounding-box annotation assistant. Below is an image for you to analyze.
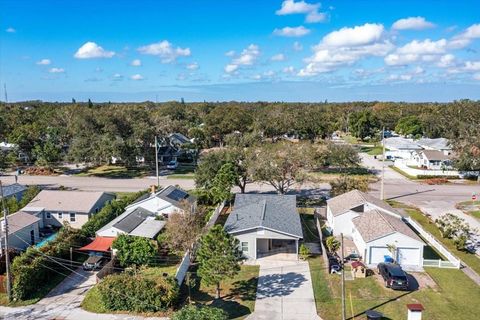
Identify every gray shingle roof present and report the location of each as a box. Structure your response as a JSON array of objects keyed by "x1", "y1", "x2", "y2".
[
  {"x1": 327, "y1": 190, "x2": 403, "y2": 217},
  {"x1": 0, "y1": 183, "x2": 27, "y2": 199},
  {"x1": 224, "y1": 194, "x2": 303, "y2": 239},
  {"x1": 416, "y1": 138, "x2": 450, "y2": 150},
  {"x1": 2, "y1": 211, "x2": 40, "y2": 234},
  {"x1": 418, "y1": 150, "x2": 453, "y2": 161},
  {"x1": 352, "y1": 209, "x2": 422, "y2": 243}
]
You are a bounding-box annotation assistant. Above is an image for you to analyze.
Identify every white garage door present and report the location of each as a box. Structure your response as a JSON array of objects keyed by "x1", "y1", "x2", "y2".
[
  {"x1": 369, "y1": 247, "x2": 391, "y2": 264},
  {"x1": 397, "y1": 247, "x2": 420, "y2": 266}
]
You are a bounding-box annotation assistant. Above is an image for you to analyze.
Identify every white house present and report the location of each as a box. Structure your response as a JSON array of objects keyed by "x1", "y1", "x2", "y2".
[
  {"x1": 383, "y1": 137, "x2": 423, "y2": 160},
  {"x1": 22, "y1": 190, "x2": 116, "y2": 229},
  {"x1": 224, "y1": 194, "x2": 303, "y2": 260},
  {"x1": 326, "y1": 190, "x2": 424, "y2": 268},
  {"x1": 413, "y1": 150, "x2": 454, "y2": 170},
  {"x1": 416, "y1": 138, "x2": 451, "y2": 152}
]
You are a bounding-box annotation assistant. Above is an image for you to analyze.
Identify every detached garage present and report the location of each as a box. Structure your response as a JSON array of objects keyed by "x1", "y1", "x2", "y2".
[
  {"x1": 352, "y1": 209, "x2": 424, "y2": 268},
  {"x1": 224, "y1": 194, "x2": 303, "y2": 260}
]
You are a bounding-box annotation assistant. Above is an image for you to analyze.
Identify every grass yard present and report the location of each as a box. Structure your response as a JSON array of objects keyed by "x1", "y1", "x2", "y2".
[
  {"x1": 76, "y1": 164, "x2": 151, "y2": 178},
  {"x1": 189, "y1": 265, "x2": 260, "y2": 320},
  {"x1": 456, "y1": 200, "x2": 480, "y2": 220},
  {"x1": 308, "y1": 256, "x2": 480, "y2": 320},
  {"x1": 389, "y1": 201, "x2": 480, "y2": 275},
  {"x1": 359, "y1": 145, "x2": 386, "y2": 156}
]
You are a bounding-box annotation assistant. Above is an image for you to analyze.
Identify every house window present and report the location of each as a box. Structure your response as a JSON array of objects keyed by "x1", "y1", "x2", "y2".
[
  {"x1": 30, "y1": 230, "x2": 35, "y2": 245},
  {"x1": 241, "y1": 242, "x2": 249, "y2": 252},
  {"x1": 58, "y1": 212, "x2": 63, "y2": 219},
  {"x1": 70, "y1": 213, "x2": 76, "y2": 222},
  {"x1": 46, "y1": 212, "x2": 51, "y2": 219}
]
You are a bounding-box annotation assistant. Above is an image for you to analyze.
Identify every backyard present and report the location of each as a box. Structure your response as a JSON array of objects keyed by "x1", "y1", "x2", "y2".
[{"x1": 308, "y1": 256, "x2": 480, "y2": 320}]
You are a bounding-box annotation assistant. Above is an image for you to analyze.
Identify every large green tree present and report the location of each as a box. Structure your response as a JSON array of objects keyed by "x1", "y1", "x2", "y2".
[
  {"x1": 112, "y1": 234, "x2": 157, "y2": 267},
  {"x1": 395, "y1": 115, "x2": 423, "y2": 137},
  {"x1": 197, "y1": 225, "x2": 241, "y2": 299}
]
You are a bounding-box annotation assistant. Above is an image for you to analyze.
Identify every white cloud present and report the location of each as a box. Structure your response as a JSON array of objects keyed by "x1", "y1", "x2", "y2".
[
  {"x1": 36, "y1": 59, "x2": 51, "y2": 65},
  {"x1": 437, "y1": 54, "x2": 455, "y2": 68},
  {"x1": 474, "y1": 73, "x2": 480, "y2": 80},
  {"x1": 225, "y1": 50, "x2": 236, "y2": 57},
  {"x1": 276, "y1": 0, "x2": 326, "y2": 23},
  {"x1": 49, "y1": 67, "x2": 65, "y2": 73},
  {"x1": 274, "y1": 26, "x2": 311, "y2": 37},
  {"x1": 271, "y1": 53, "x2": 286, "y2": 61},
  {"x1": 112, "y1": 73, "x2": 123, "y2": 81},
  {"x1": 186, "y1": 62, "x2": 199, "y2": 70},
  {"x1": 293, "y1": 41, "x2": 303, "y2": 51},
  {"x1": 298, "y1": 23, "x2": 393, "y2": 76},
  {"x1": 130, "y1": 74, "x2": 144, "y2": 80},
  {"x1": 464, "y1": 61, "x2": 480, "y2": 71},
  {"x1": 74, "y1": 42, "x2": 115, "y2": 59},
  {"x1": 449, "y1": 24, "x2": 480, "y2": 49},
  {"x1": 6, "y1": 27, "x2": 15, "y2": 33},
  {"x1": 283, "y1": 66, "x2": 296, "y2": 74},
  {"x1": 224, "y1": 44, "x2": 261, "y2": 73},
  {"x1": 137, "y1": 40, "x2": 190, "y2": 63},
  {"x1": 322, "y1": 23, "x2": 385, "y2": 47},
  {"x1": 392, "y1": 17, "x2": 435, "y2": 30},
  {"x1": 131, "y1": 59, "x2": 142, "y2": 66},
  {"x1": 384, "y1": 38, "x2": 447, "y2": 66}
]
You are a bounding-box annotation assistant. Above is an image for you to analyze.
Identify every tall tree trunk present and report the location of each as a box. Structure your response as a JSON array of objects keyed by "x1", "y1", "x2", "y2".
[{"x1": 216, "y1": 282, "x2": 221, "y2": 299}]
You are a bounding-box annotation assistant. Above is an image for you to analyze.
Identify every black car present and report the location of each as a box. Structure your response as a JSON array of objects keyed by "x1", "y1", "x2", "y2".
[{"x1": 378, "y1": 263, "x2": 409, "y2": 290}]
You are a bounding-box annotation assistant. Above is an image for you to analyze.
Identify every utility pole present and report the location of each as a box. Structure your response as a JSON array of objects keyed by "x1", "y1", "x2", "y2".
[
  {"x1": 155, "y1": 136, "x2": 159, "y2": 187},
  {"x1": 340, "y1": 233, "x2": 346, "y2": 320},
  {"x1": 70, "y1": 247, "x2": 73, "y2": 268},
  {"x1": 3, "y1": 83, "x2": 8, "y2": 103},
  {"x1": 0, "y1": 181, "x2": 12, "y2": 302},
  {"x1": 380, "y1": 127, "x2": 386, "y2": 200}
]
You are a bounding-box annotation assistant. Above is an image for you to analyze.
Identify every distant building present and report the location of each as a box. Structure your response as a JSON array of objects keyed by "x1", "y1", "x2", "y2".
[
  {"x1": 383, "y1": 137, "x2": 423, "y2": 160},
  {"x1": 0, "y1": 183, "x2": 27, "y2": 202},
  {"x1": 413, "y1": 150, "x2": 454, "y2": 170},
  {"x1": 0, "y1": 211, "x2": 41, "y2": 254},
  {"x1": 22, "y1": 190, "x2": 116, "y2": 229}
]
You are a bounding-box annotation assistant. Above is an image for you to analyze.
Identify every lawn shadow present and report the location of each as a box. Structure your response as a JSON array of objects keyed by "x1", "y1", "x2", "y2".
[
  {"x1": 210, "y1": 299, "x2": 251, "y2": 319},
  {"x1": 226, "y1": 277, "x2": 258, "y2": 301},
  {"x1": 349, "y1": 291, "x2": 412, "y2": 320}
]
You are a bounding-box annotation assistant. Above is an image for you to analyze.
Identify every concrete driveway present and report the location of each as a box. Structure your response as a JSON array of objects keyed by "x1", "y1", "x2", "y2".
[{"x1": 247, "y1": 258, "x2": 321, "y2": 320}]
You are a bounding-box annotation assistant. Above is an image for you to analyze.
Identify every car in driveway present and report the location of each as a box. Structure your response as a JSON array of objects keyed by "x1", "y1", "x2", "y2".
[
  {"x1": 82, "y1": 255, "x2": 105, "y2": 271},
  {"x1": 166, "y1": 160, "x2": 179, "y2": 170},
  {"x1": 378, "y1": 263, "x2": 409, "y2": 290},
  {"x1": 344, "y1": 252, "x2": 362, "y2": 262}
]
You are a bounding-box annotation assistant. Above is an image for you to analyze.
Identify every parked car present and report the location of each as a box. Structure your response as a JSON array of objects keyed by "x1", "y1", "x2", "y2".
[
  {"x1": 378, "y1": 263, "x2": 409, "y2": 290},
  {"x1": 83, "y1": 255, "x2": 105, "y2": 271},
  {"x1": 166, "y1": 160, "x2": 179, "y2": 170},
  {"x1": 344, "y1": 252, "x2": 362, "y2": 262}
]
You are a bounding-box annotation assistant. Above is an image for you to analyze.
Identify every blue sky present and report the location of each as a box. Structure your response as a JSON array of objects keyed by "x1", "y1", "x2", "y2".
[{"x1": 1, "y1": 0, "x2": 480, "y2": 102}]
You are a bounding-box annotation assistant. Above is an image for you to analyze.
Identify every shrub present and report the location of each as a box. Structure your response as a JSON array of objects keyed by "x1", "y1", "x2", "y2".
[
  {"x1": 299, "y1": 244, "x2": 311, "y2": 260},
  {"x1": 172, "y1": 305, "x2": 228, "y2": 320},
  {"x1": 97, "y1": 273, "x2": 179, "y2": 312},
  {"x1": 112, "y1": 234, "x2": 157, "y2": 267},
  {"x1": 330, "y1": 175, "x2": 369, "y2": 197}
]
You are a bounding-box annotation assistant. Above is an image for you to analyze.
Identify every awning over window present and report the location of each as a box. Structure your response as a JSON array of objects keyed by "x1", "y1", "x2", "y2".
[{"x1": 79, "y1": 237, "x2": 115, "y2": 252}]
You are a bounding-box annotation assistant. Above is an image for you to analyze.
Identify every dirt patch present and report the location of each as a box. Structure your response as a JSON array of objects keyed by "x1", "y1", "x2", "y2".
[{"x1": 410, "y1": 272, "x2": 438, "y2": 290}]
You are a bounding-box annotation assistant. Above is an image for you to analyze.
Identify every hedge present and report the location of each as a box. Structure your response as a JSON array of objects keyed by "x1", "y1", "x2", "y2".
[
  {"x1": 97, "y1": 273, "x2": 179, "y2": 312},
  {"x1": 172, "y1": 305, "x2": 228, "y2": 320}
]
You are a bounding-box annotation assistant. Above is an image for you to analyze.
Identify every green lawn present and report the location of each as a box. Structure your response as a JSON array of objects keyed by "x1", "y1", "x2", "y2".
[
  {"x1": 360, "y1": 145, "x2": 387, "y2": 156},
  {"x1": 76, "y1": 165, "x2": 150, "y2": 178},
  {"x1": 308, "y1": 256, "x2": 480, "y2": 320},
  {"x1": 389, "y1": 201, "x2": 480, "y2": 275},
  {"x1": 189, "y1": 265, "x2": 259, "y2": 320}
]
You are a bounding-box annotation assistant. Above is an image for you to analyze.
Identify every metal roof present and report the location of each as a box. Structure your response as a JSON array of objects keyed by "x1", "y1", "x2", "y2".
[{"x1": 225, "y1": 194, "x2": 303, "y2": 239}]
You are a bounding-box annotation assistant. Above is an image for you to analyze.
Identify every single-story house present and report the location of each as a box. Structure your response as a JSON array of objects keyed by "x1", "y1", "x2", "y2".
[
  {"x1": 0, "y1": 211, "x2": 41, "y2": 254},
  {"x1": 169, "y1": 133, "x2": 192, "y2": 148},
  {"x1": 96, "y1": 207, "x2": 166, "y2": 239},
  {"x1": 326, "y1": 190, "x2": 424, "y2": 268},
  {"x1": 326, "y1": 189, "x2": 402, "y2": 236},
  {"x1": 224, "y1": 194, "x2": 303, "y2": 260},
  {"x1": 416, "y1": 138, "x2": 451, "y2": 152},
  {"x1": 0, "y1": 183, "x2": 27, "y2": 202},
  {"x1": 351, "y1": 209, "x2": 424, "y2": 266},
  {"x1": 126, "y1": 185, "x2": 196, "y2": 217},
  {"x1": 22, "y1": 190, "x2": 116, "y2": 229},
  {"x1": 413, "y1": 150, "x2": 454, "y2": 170},
  {"x1": 383, "y1": 137, "x2": 423, "y2": 160}
]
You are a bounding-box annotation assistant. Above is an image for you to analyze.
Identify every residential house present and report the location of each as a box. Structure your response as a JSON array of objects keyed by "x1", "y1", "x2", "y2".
[
  {"x1": 416, "y1": 138, "x2": 451, "y2": 152},
  {"x1": 94, "y1": 185, "x2": 194, "y2": 239},
  {"x1": 0, "y1": 183, "x2": 27, "y2": 202},
  {"x1": 413, "y1": 150, "x2": 454, "y2": 170},
  {"x1": 0, "y1": 211, "x2": 41, "y2": 254},
  {"x1": 383, "y1": 137, "x2": 423, "y2": 160},
  {"x1": 224, "y1": 194, "x2": 303, "y2": 260},
  {"x1": 22, "y1": 190, "x2": 116, "y2": 229},
  {"x1": 326, "y1": 190, "x2": 424, "y2": 268}
]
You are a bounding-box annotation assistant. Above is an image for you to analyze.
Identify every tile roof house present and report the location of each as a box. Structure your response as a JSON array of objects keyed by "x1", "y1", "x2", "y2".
[
  {"x1": 326, "y1": 190, "x2": 424, "y2": 268},
  {"x1": 224, "y1": 194, "x2": 303, "y2": 260},
  {"x1": 0, "y1": 211, "x2": 41, "y2": 254},
  {"x1": 22, "y1": 190, "x2": 116, "y2": 229}
]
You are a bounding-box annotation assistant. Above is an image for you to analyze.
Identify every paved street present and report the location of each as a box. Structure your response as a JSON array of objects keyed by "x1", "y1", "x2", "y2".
[
  {"x1": 0, "y1": 266, "x2": 167, "y2": 320},
  {"x1": 246, "y1": 257, "x2": 320, "y2": 320}
]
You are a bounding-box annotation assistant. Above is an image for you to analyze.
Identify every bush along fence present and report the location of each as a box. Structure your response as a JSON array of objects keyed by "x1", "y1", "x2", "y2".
[
  {"x1": 404, "y1": 217, "x2": 461, "y2": 269},
  {"x1": 175, "y1": 200, "x2": 226, "y2": 284}
]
